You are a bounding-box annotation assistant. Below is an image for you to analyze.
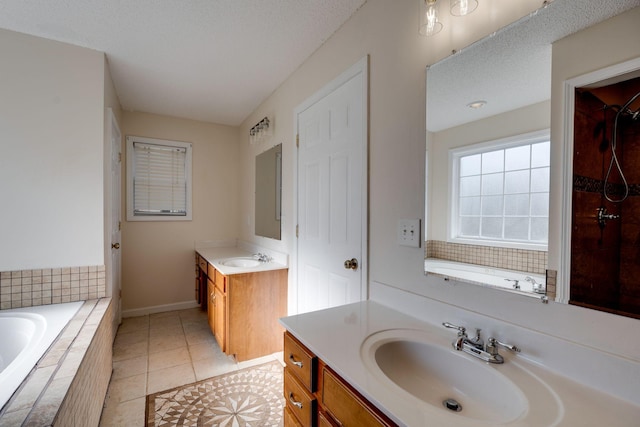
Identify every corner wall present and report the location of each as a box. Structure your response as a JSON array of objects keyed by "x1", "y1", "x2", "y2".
[{"x1": 0, "y1": 29, "x2": 105, "y2": 271}]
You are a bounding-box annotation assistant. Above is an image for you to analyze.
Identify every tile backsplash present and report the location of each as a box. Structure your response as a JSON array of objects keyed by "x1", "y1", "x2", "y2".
[
  {"x1": 0, "y1": 265, "x2": 106, "y2": 310},
  {"x1": 426, "y1": 240, "x2": 547, "y2": 275}
]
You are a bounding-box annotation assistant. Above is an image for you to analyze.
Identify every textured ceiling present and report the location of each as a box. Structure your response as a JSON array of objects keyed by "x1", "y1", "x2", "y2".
[
  {"x1": 427, "y1": 0, "x2": 640, "y2": 132},
  {"x1": 0, "y1": 0, "x2": 365, "y2": 125}
]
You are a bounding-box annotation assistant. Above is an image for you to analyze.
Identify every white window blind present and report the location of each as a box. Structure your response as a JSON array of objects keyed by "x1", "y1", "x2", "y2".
[{"x1": 126, "y1": 136, "x2": 192, "y2": 221}]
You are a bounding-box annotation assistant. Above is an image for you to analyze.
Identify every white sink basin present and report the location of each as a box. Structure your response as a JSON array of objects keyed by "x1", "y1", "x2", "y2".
[
  {"x1": 219, "y1": 257, "x2": 262, "y2": 268},
  {"x1": 361, "y1": 329, "x2": 562, "y2": 426}
]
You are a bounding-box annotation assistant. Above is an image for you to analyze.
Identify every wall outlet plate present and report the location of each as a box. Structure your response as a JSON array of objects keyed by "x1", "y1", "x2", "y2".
[{"x1": 397, "y1": 219, "x2": 421, "y2": 248}]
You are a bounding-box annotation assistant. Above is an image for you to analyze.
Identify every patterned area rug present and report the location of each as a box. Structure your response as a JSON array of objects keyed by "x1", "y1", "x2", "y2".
[{"x1": 146, "y1": 361, "x2": 284, "y2": 427}]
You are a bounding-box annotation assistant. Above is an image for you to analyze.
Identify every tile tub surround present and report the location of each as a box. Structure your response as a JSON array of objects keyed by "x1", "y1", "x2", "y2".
[
  {"x1": 0, "y1": 265, "x2": 106, "y2": 310},
  {"x1": 0, "y1": 298, "x2": 113, "y2": 426}
]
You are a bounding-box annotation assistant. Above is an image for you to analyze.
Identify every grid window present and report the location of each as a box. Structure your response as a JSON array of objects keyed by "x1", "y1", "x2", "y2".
[
  {"x1": 451, "y1": 132, "x2": 550, "y2": 249},
  {"x1": 126, "y1": 136, "x2": 192, "y2": 221}
]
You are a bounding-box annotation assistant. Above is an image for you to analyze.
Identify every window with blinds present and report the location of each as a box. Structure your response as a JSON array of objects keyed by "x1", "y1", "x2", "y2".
[{"x1": 126, "y1": 136, "x2": 192, "y2": 221}]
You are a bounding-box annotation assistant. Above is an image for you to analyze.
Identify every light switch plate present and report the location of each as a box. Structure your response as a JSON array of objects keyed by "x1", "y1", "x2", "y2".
[{"x1": 397, "y1": 219, "x2": 421, "y2": 248}]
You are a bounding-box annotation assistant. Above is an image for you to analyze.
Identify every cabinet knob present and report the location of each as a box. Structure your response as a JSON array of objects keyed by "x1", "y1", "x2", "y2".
[{"x1": 111, "y1": 243, "x2": 120, "y2": 249}]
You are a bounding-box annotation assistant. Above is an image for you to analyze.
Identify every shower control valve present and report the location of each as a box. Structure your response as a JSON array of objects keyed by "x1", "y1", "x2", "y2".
[{"x1": 597, "y1": 206, "x2": 620, "y2": 228}]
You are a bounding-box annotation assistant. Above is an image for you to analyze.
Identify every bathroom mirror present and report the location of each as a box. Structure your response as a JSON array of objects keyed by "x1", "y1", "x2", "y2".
[
  {"x1": 255, "y1": 144, "x2": 282, "y2": 240},
  {"x1": 424, "y1": 1, "x2": 639, "y2": 300}
]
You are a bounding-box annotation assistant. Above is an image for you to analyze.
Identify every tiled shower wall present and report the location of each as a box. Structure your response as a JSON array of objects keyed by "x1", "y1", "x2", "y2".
[
  {"x1": 426, "y1": 240, "x2": 548, "y2": 275},
  {"x1": 0, "y1": 266, "x2": 106, "y2": 310}
]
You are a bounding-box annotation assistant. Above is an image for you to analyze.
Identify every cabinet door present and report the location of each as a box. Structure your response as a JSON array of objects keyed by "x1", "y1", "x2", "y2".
[
  {"x1": 214, "y1": 286, "x2": 226, "y2": 351},
  {"x1": 207, "y1": 278, "x2": 215, "y2": 334}
]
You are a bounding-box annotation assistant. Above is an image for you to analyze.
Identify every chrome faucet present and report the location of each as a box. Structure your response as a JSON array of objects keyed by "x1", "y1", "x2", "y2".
[
  {"x1": 443, "y1": 322, "x2": 520, "y2": 364},
  {"x1": 524, "y1": 276, "x2": 545, "y2": 294},
  {"x1": 442, "y1": 322, "x2": 483, "y2": 351},
  {"x1": 504, "y1": 278, "x2": 520, "y2": 289},
  {"x1": 253, "y1": 252, "x2": 272, "y2": 262}
]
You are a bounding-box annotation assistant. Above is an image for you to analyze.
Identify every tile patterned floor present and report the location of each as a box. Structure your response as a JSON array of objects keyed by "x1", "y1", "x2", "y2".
[
  {"x1": 99, "y1": 308, "x2": 282, "y2": 426},
  {"x1": 147, "y1": 360, "x2": 284, "y2": 426}
]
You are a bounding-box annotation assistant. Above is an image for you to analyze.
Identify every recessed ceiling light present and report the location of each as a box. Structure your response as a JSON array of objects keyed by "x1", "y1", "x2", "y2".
[{"x1": 467, "y1": 100, "x2": 487, "y2": 109}]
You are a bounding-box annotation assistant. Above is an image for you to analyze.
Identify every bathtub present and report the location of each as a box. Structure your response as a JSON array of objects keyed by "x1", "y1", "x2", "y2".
[
  {"x1": 0, "y1": 301, "x2": 83, "y2": 410},
  {"x1": 425, "y1": 258, "x2": 546, "y2": 294}
]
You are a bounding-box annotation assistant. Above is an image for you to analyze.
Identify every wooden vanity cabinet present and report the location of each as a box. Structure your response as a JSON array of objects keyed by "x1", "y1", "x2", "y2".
[
  {"x1": 283, "y1": 331, "x2": 396, "y2": 427},
  {"x1": 203, "y1": 261, "x2": 287, "y2": 361}
]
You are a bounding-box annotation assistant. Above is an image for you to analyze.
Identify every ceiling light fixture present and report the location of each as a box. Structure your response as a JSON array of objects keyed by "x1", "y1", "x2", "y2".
[
  {"x1": 450, "y1": 0, "x2": 478, "y2": 16},
  {"x1": 249, "y1": 116, "x2": 272, "y2": 144},
  {"x1": 420, "y1": 0, "x2": 443, "y2": 36},
  {"x1": 467, "y1": 100, "x2": 487, "y2": 109},
  {"x1": 420, "y1": 0, "x2": 479, "y2": 37}
]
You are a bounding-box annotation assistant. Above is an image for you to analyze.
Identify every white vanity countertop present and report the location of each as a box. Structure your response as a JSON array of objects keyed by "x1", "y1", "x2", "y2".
[
  {"x1": 196, "y1": 247, "x2": 287, "y2": 275},
  {"x1": 280, "y1": 301, "x2": 640, "y2": 427}
]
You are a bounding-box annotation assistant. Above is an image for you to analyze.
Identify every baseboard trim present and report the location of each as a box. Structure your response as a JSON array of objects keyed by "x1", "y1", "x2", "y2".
[{"x1": 122, "y1": 300, "x2": 200, "y2": 318}]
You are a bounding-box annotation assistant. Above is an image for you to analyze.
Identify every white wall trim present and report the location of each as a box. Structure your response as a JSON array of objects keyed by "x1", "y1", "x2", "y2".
[{"x1": 122, "y1": 300, "x2": 199, "y2": 318}]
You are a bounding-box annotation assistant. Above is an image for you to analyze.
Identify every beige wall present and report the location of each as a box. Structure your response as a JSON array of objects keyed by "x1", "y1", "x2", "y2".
[
  {"x1": 238, "y1": 1, "x2": 640, "y2": 363},
  {"x1": 428, "y1": 101, "x2": 551, "y2": 241},
  {"x1": 120, "y1": 112, "x2": 240, "y2": 311},
  {"x1": 0, "y1": 29, "x2": 105, "y2": 271}
]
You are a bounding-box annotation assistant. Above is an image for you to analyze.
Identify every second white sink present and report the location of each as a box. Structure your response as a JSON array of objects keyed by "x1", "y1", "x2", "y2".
[{"x1": 220, "y1": 257, "x2": 262, "y2": 268}]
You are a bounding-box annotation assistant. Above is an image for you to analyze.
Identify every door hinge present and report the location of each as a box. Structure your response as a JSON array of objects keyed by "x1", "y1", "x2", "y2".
[
  {"x1": 118, "y1": 152, "x2": 122, "y2": 163},
  {"x1": 296, "y1": 225, "x2": 299, "y2": 238},
  {"x1": 118, "y1": 221, "x2": 121, "y2": 231},
  {"x1": 296, "y1": 134, "x2": 299, "y2": 148}
]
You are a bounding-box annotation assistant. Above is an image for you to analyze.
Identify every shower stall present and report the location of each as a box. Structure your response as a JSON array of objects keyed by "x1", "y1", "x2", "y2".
[{"x1": 571, "y1": 76, "x2": 640, "y2": 319}]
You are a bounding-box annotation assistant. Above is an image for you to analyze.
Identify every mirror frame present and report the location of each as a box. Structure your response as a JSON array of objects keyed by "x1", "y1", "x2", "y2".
[{"x1": 255, "y1": 143, "x2": 282, "y2": 240}]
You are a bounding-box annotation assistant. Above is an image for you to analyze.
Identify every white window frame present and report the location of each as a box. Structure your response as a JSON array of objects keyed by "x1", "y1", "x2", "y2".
[
  {"x1": 126, "y1": 136, "x2": 193, "y2": 221},
  {"x1": 448, "y1": 129, "x2": 550, "y2": 250}
]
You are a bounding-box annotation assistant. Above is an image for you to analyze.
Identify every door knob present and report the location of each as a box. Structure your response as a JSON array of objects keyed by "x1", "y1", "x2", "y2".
[
  {"x1": 344, "y1": 258, "x2": 358, "y2": 270},
  {"x1": 111, "y1": 243, "x2": 120, "y2": 249}
]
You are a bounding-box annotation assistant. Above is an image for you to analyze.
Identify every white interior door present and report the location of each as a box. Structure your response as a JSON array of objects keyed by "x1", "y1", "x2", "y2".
[
  {"x1": 108, "y1": 109, "x2": 122, "y2": 329},
  {"x1": 295, "y1": 58, "x2": 368, "y2": 314}
]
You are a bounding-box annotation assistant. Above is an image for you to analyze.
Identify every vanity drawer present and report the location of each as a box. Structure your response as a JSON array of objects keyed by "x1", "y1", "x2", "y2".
[
  {"x1": 284, "y1": 406, "x2": 303, "y2": 427},
  {"x1": 284, "y1": 332, "x2": 316, "y2": 391},
  {"x1": 321, "y1": 367, "x2": 393, "y2": 427},
  {"x1": 284, "y1": 368, "x2": 316, "y2": 427},
  {"x1": 207, "y1": 263, "x2": 216, "y2": 280},
  {"x1": 198, "y1": 255, "x2": 208, "y2": 272},
  {"x1": 215, "y1": 270, "x2": 227, "y2": 293}
]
